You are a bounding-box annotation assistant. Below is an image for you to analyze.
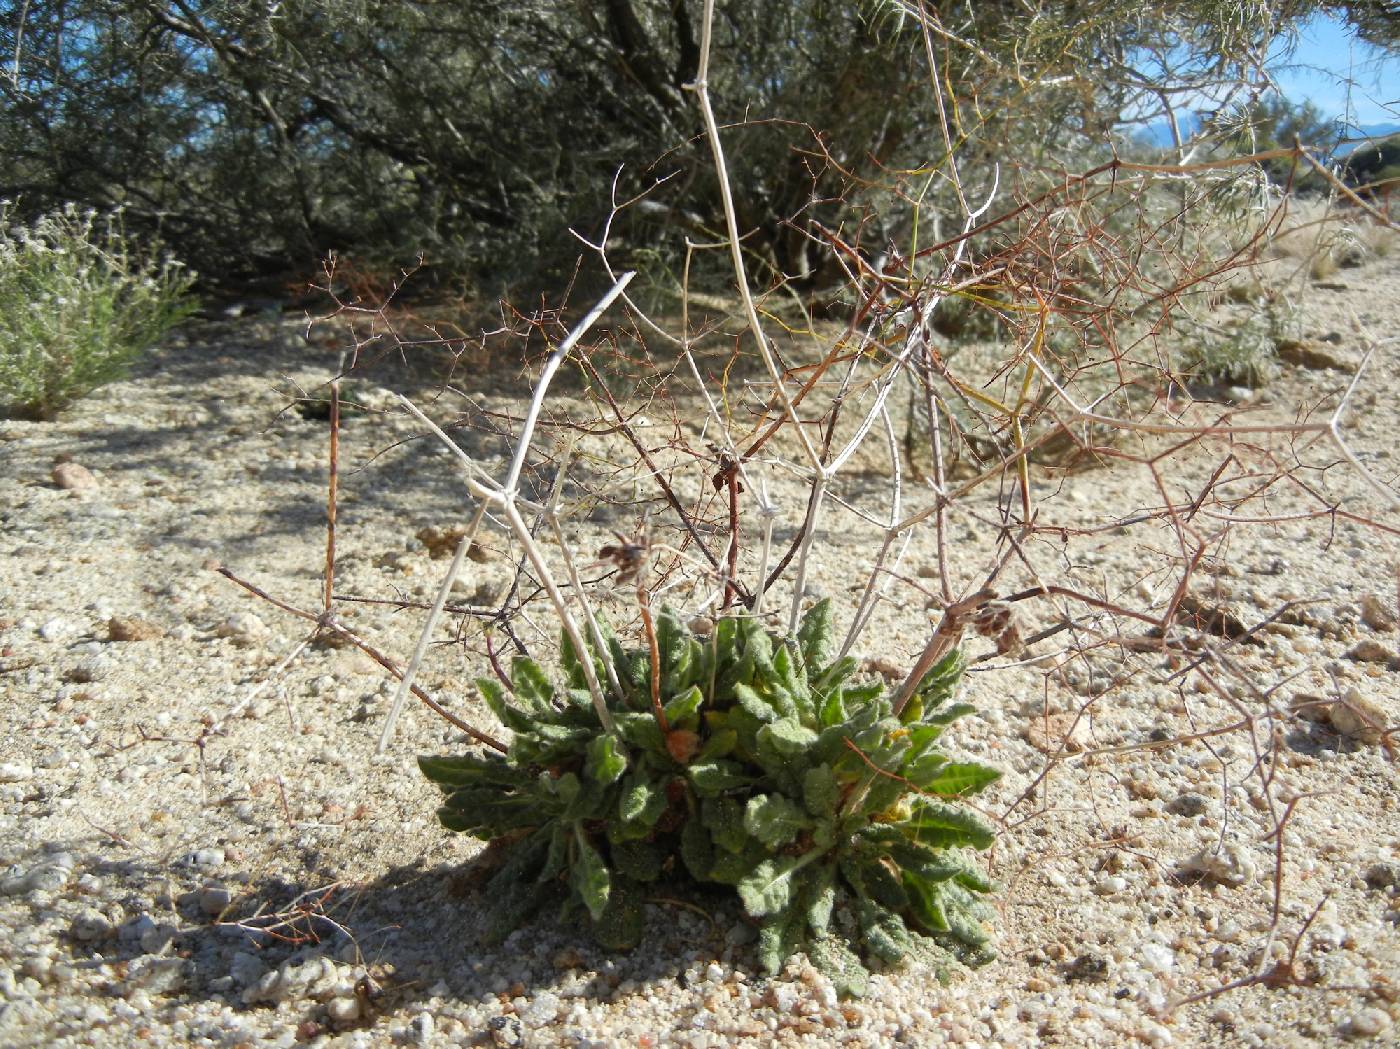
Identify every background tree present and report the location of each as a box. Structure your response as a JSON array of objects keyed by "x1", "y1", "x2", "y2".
[{"x1": 1, "y1": 1, "x2": 1390, "y2": 294}]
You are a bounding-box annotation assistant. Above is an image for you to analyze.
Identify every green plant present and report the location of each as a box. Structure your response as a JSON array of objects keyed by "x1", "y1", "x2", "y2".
[
  {"x1": 1178, "y1": 300, "x2": 1299, "y2": 389},
  {"x1": 419, "y1": 599, "x2": 1000, "y2": 996},
  {"x1": 0, "y1": 202, "x2": 195, "y2": 419}
]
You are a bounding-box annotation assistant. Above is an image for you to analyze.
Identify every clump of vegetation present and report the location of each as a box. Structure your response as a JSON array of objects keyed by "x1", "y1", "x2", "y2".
[
  {"x1": 419, "y1": 600, "x2": 999, "y2": 997},
  {"x1": 1178, "y1": 300, "x2": 1300, "y2": 389},
  {"x1": 0, "y1": 202, "x2": 195, "y2": 419}
]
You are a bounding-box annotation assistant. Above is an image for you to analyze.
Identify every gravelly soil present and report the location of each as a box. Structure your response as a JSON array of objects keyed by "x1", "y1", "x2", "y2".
[{"x1": 1, "y1": 244, "x2": 1399, "y2": 1049}]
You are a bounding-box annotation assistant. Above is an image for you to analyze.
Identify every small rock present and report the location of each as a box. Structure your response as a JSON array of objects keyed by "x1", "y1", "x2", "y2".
[
  {"x1": 1342, "y1": 1007, "x2": 1392, "y2": 1039},
  {"x1": 39, "y1": 618, "x2": 78, "y2": 642},
  {"x1": 51, "y1": 462, "x2": 98, "y2": 491},
  {"x1": 1094, "y1": 874, "x2": 1127, "y2": 896},
  {"x1": 551, "y1": 947, "x2": 585, "y2": 970},
  {"x1": 1024, "y1": 712, "x2": 1090, "y2": 752},
  {"x1": 107, "y1": 617, "x2": 165, "y2": 642},
  {"x1": 180, "y1": 847, "x2": 225, "y2": 869},
  {"x1": 411, "y1": 1012, "x2": 435, "y2": 1047},
  {"x1": 214, "y1": 612, "x2": 269, "y2": 646},
  {"x1": 487, "y1": 1014, "x2": 525, "y2": 1047},
  {"x1": 199, "y1": 884, "x2": 232, "y2": 916},
  {"x1": 1065, "y1": 953, "x2": 1109, "y2": 982},
  {"x1": 1329, "y1": 688, "x2": 1392, "y2": 744},
  {"x1": 65, "y1": 654, "x2": 112, "y2": 683},
  {"x1": 1182, "y1": 843, "x2": 1256, "y2": 888},
  {"x1": 522, "y1": 991, "x2": 560, "y2": 1025},
  {"x1": 229, "y1": 952, "x2": 268, "y2": 989},
  {"x1": 1167, "y1": 793, "x2": 1209, "y2": 817},
  {"x1": 1140, "y1": 943, "x2": 1176, "y2": 972},
  {"x1": 70, "y1": 910, "x2": 112, "y2": 941},
  {"x1": 1360, "y1": 594, "x2": 1398, "y2": 632},
  {"x1": 122, "y1": 956, "x2": 188, "y2": 997},
  {"x1": 326, "y1": 996, "x2": 361, "y2": 1024},
  {"x1": 0, "y1": 763, "x2": 32, "y2": 783},
  {"x1": 1364, "y1": 862, "x2": 1400, "y2": 891},
  {"x1": 1346, "y1": 639, "x2": 1394, "y2": 665}
]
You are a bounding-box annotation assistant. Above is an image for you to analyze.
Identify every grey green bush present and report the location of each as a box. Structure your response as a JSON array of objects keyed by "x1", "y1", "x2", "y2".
[
  {"x1": 0, "y1": 202, "x2": 195, "y2": 420},
  {"x1": 419, "y1": 599, "x2": 1000, "y2": 997}
]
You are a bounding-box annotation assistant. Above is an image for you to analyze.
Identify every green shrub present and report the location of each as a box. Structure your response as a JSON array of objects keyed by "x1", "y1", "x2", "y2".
[
  {"x1": 419, "y1": 599, "x2": 1000, "y2": 997},
  {"x1": 0, "y1": 203, "x2": 195, "y2": 419}
]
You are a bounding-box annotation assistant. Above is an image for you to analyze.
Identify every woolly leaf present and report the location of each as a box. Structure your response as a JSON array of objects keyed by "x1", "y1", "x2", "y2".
[
  {"x1": 571, "y1": 826, "x2": 611, "y2": 922},
  {"x1": 757, "y1": 908, "x2": 805, "y2": 976},
  {"x1": 915, "y1": 649, "x2": 965, "y2": 709},
  {"x1": 612, "y1": 839, "x2": 663, "y2": 882},
  {"x1": 806, "y1": 861, "x2": 837, "y2": 936},
  {"x1": 841, "y1": 851, "x2": 907, "y2": 911},
  {"x1": 511, "y1": 657, "x2": 556, "y2": 714},
  {"x1": 797, "y1": 597, "x2": 835, "y2": 673},
  {"x1": 808, "y1": 935, "x2": 869, "y2": 998},
  {"x1": 709, "y1": 840, "x2": 768, "y2": 884},
  {"x1": 802, "y1": 764, "x2": 840, "y2": 818},
  {"x1": 476, "y1": 677, "x2": 531, "y2": 732},
  {"x1": 592, "y1": 882, "x2": 644, "y2": 950},
  {"x1": 584, "y1": 734, "x2": 628, "y2": 786},
  {"x1": 699, "y1": 728, "x2": 737, "y2": 760},
  {"x1": 614, "y1": 712, "x2": 665, "y2": 753},
  {"x1": 663, "y1": 684, "x2": 705, "y2": 726},
  {"x1": 905, "y1": 799, "x2": 997, "y2": 850},
  {"x1": 680, "y1": 815, "x2": 714, "y2": 880},
  {"x1": 702, "y1": 795, "x2": 749, "y2": 853},
  {"x1": 615, "y1": 773, "x2": 667, "y2": 835},
  {"x1": 734, "y1": 682, "x2": 779, "y2": 723},
  {"x1": 917, "y1": 761, "x2": 1001, "y2": 797},
  {"x1": 757, "y1": 716, "x2": 818, "y2": 757},
  {"x1": 688, "y1": 760, "x2": 753, "y2": 797},
  {"x1": 417, "y1": 754, "x2": 521, "y2": 789},
  {"x1": 923, "y1": 702, "x2": 978, "y2": 727},
  {"x1": 743, "y1": 793, "x2": 812, "y2": 848},
  {"x1": 738, "y1": 855, "x2": 807, "y2": 916},
  {"x1": 857, "y1": 898, "x2": 911, "y2": 963}
]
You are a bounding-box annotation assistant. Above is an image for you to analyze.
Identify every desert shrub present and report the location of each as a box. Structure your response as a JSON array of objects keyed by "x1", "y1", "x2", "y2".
[
  {"x1": 419, "y1": 601, "x2": 999, "y2": 996},
  {"x1": 0, "y1": 202, "x2": 195, "y2": 419},
  {"x1": 1178, "y1": 300, "x2": 1299, "y2": 389}
]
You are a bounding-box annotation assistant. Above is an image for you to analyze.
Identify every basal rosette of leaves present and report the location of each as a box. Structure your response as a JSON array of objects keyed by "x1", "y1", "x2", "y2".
[{"x1": 419, "y1": 599, "x2": 1000, "y2": 996}]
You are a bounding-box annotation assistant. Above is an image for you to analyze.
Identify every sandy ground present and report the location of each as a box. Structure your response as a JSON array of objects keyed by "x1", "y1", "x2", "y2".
[{"x1": 1, "y1": 240, "x2": 1399, "y2": 1049}]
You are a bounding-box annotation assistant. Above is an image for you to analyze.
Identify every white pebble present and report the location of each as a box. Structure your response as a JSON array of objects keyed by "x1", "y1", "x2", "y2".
[{"x1": 0, "y1": 763, "x2": 32, "y2": 783}]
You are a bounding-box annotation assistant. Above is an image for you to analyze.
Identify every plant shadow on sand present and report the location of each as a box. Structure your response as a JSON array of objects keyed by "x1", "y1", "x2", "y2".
[{"x1": 35, "y1": 837, "x2": 760, "y2": 1041}]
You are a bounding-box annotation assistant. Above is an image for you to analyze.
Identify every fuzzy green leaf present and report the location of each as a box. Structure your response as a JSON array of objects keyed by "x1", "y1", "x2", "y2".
[
  {"x1": 702, "y1": 795, "x2": 749, "y2": 853},
  {"x1": 917, "y1": 761, "x2": 1001, "y2": 797},
  {"x1": 797, "y1": 597, "x2": 835, "y2": 673},
  {"x1": 663, "y1": 684, "x2": 705, "y2": 726},
  {"x1": 757, "y1": 908, "x2": 805, "y2": 976},
  {"x1": 738, "y1": 855, "x2": 807, "y2": 916},
  {"x1": 802, "y1": 764, "x2": 840, "y2": 818},
  {"x1": 616, "y1": 773, "x2": 667, "y2": 835},
  {"x1": 571, "y1": 826, "x2": 611, "y2": 922},
  {"x1": 923, "y1": 702, "x2": 978, "y2": 727},
  {"x1": 591, "y1": 882, "x2": 644, "y2": 950},
  {"x1": 688, "y1": 760, "x2": 753, "y2": 797},
  {"x1": 584, "y1": 734, "x2": 628, "y2": 786},
  {"x1": 699, "y1": 728, "x2": 738, "y2": 760},
  {"x1": 857, "y1": 898, "x2": 911, "y2": 963},
  {"x1": 708, "y1": 840, "x2": 769, "y2": 884},
  {"x1": 611, "y1": 839, "x2": 664, "y2": 882},
  {"x1": 915, "y1": 649, "x2": 965, "y2": 708},
  {"x1": 614, "y1": 712, "x2": 665, "y2": 753},
  {"x1": 680, "y1": 815, "x2": 715, "y2": 881},
  {"x1": 806, "y1": 861, "x2": 837, "y2": 936},
  {"x1": 905, "y1": 799, "x2": 997, "y2": 850},
  {"x1": 743, "y1": 793, "x2": 812, "y2": 848},
  {"x1": 808, "y1": 935, "x2": 869, "y2": 998},
  {"x1": 476, "y1": 677, "x2": 531, "y2": 732},
  {"x1": 733, "y1": 682, "x2": 780, "y2": 723},
  {"x1": 511, "y1": 657, "x2": 556, "y2": 714},
  {"x1": 417, "y1": 754, "x2": 521, "y2": 789}
]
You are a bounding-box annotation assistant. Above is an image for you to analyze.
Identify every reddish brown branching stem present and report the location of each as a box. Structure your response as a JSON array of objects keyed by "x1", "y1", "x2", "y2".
[
  {"x1": 216, "y1": 566, "x2": 508, "y2": 753},
  {"x1": 637, "y1": 582, "x2": 669, "y2": 734}
]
